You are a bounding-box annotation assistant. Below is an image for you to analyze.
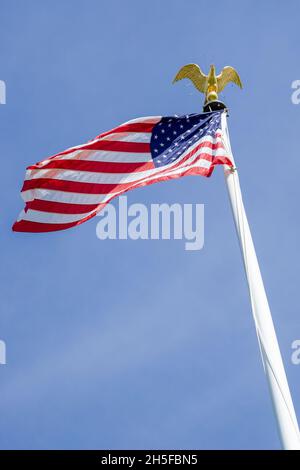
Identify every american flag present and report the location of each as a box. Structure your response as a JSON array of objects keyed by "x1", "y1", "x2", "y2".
[{"x1": 13, "y1": 111, "x2": 233, "y2": 233}]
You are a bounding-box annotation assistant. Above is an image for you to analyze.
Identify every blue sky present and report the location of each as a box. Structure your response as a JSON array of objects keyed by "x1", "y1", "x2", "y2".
[{"x1": 1, "y1": 0, "x2": 300, "y2": 450}]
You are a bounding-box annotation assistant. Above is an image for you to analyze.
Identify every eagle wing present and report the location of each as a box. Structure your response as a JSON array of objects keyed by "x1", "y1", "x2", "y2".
[
  {"x1": 216, "y1": 66, "x2": 242, "y2": 93},
  {"x1": 172, "y1": 63, "x2": 207, "y2": 93}
]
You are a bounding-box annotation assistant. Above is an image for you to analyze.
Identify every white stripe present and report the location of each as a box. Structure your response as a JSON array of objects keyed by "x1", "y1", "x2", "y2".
[
  {"x1": 25, "y1": 167, "x2": 161, "y2": 184},
  {"x1": 122, "y1": 116, "x2": 161, "y2": 125},
  {"x1": 193, "y1": 158, "x2": 211, "y2": 169},
  {"x1": 21, "y1": 189, "x2": 117, "y2": 205},
  {"x1": 43, "y1": 149, "x2": 152, "y2": 164},
  {"x1": 20, "y1": 209, "x2": 93, "y2": 224},
  {"x1": 101, "y1": 132, "x2": 151, "y2": 143}
]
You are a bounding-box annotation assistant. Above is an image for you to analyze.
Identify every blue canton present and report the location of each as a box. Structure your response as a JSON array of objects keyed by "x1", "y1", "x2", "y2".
[{"x1": 150, "y1": 111, "x2": 222, "y2": 168}]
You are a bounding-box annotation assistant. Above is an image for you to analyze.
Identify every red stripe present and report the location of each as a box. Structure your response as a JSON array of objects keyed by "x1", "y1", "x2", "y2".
[
  {"x1": 12, "y1": 219, "x2": 83, "y2": 232},
  {"x1": 33, "y1": 140, "x2": 150, "y2": 164},
  {"x1": 98, "y1": 122, "x2": 156, "y2": 138},
  {"x1": 76, "y1": 140, "x2": 150, "y2": 153},
  {"x1": 21, "y1": 178, "x2": 139, "y2": 194},
  {"x1": 25, "y1": 199, "x2": 103, "y2": 214},
  {"x1": 212, "y1": 155, "x2": 233, "y2": 166},
  {"x1": 27, "y1": 160, "x2": 154, "y2": 173}
]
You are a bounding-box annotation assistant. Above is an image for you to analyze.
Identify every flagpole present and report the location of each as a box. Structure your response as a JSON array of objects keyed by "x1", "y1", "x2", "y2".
[{"x1": 221, "y1": 112, "x2": 300, "y2": 450}]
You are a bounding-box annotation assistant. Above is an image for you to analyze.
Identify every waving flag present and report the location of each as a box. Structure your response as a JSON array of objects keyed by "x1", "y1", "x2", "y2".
[{"x1": 13, "y1": 111, "x2": 232, "y2": 233}]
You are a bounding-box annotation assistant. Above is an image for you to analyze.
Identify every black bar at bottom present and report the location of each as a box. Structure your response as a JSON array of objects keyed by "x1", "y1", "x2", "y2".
[{"x1": 0, "y1": 449, "x2": 295, "y2": 466}]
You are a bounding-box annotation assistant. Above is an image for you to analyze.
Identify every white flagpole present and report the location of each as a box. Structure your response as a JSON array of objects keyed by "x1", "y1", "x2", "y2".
[{"x1": 221, "y1": 112, "x2": 300, "y2": 450}]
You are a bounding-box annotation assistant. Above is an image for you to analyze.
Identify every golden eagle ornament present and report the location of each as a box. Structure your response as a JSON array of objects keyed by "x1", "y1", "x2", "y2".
[{"x1": 173, "y1": 64, "x2": 242, "y2": 104}]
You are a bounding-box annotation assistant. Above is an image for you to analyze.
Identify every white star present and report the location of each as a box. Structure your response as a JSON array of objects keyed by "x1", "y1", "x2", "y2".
[
  {"x1": 161, "y1": 129, "x2": 165, "y2": 133},
  {"x1": 166, "y1": 137, "x2": 170, "y2": 141},
  {"x1": 154, "y1": 135, "x2": 158, "y2": 139},
  {"x1": 154, "y1": 149, "x2": 158, "y2": 153},
  {"x1": 174, "y1": 142, "x2": 178, "y2": 146},
  {"x1": 160, "y1": 143, "x2": 164, "y2": 147},
  {"x1": 180, "y1": 124, "x2": 184, "y2": 129},
  {"x1": 173, "y1": 130, "x2": 177, "y2": 135}
]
